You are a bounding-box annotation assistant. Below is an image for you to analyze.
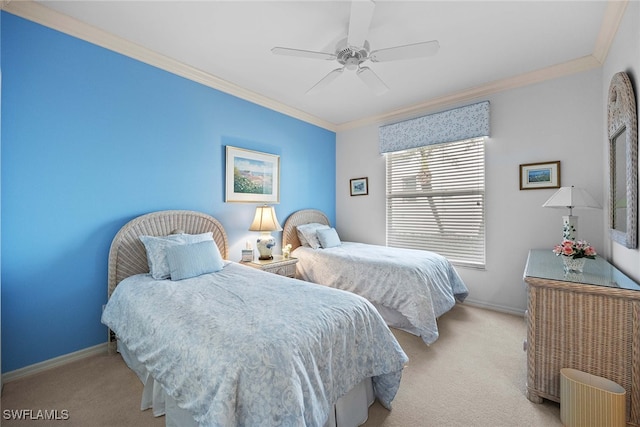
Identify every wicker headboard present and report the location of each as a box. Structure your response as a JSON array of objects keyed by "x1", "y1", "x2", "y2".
[
  {"x1": 282, "y1": 209, "x2": 331, "y2": 251},
  {"x1": 107, "y1": 210, "x2": 229, "y2": 298}
]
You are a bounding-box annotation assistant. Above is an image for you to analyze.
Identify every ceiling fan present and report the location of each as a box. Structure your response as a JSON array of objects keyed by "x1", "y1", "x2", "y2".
[{"x1": 271, "y1": 0, "x2": 439, "y2": 96}]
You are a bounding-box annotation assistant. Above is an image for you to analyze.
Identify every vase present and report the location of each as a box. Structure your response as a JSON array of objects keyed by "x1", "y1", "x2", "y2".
[
  {"x1": 256, "y1": 233, "x2": 276, "y2": 260},
  {"x1": 562, "y1": 256, "x2": 586, "y2": 273}
]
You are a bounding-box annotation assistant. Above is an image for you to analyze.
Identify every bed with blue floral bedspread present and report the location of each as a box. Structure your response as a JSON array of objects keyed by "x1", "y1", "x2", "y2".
[
  {"x1": 102, "y1": 210, "x2": 408, "y2": 427},
  {"x1": 283, "y1": 209, "x2": 469, "y2": 346}
]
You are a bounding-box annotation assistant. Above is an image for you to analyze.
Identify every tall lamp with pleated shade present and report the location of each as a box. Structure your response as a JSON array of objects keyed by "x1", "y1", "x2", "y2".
[
  {"x1": 249, "y1": 205, "x2": 282, "y2": 260},
  {"x1": 542, "y1": 186, "x2": 601, "y2": 240}
]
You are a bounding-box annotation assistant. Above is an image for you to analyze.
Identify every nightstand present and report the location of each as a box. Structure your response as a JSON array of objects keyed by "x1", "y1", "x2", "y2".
[{"x1": 242, "y1": 255, "x2": 298, "y2": 278}]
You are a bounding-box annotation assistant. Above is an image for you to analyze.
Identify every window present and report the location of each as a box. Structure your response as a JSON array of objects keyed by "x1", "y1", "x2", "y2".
[{"x1": 385, "y1": 137, "x2": 485, "y2": 268}]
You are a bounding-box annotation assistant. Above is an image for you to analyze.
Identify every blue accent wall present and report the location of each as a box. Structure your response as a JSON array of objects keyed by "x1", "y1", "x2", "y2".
[{"x1": 0, "y1": 13, "x2": 336, "y2": 373}]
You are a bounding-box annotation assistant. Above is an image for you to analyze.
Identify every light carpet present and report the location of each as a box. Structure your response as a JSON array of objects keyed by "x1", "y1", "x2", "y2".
[{"x1": 1, "y1": 304, "x2": 561, "y2": 426}]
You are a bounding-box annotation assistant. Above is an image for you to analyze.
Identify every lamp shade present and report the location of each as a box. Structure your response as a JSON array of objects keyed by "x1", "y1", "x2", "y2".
[
  {"x1": 249, "y1": 205, "x2": 282, "y2": 232},
  {"x1": 542, "y1": 186, "x2": 601, "y2": 211},
  {"x1": 543, "y1": 186, "x2": 601, "y2": 241}
]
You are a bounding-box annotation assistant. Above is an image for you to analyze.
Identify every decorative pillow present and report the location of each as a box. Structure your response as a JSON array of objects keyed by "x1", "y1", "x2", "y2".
[
  {"x1": 166, "y1": 240, "x2": 225, "y2": 281},
  {"x1": 317, "y1": 227, "x2": 342, "y2": 248},
  {"x1": 297, "y1": 231, "x2": 309, "y2": 247},
  {"x1": 296, "y1": 223, "x2": 330, "y2": 249},
  {"x1": 139, "y1": 232, "x2": 214, "y2": 279}
]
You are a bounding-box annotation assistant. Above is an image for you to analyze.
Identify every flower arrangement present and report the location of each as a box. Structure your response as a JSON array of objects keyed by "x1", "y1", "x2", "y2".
[
  {"x1": 282, "y1": 243, "x2": 292, "y2": 258},
  {"x1": 552, "y1": 239, "x2": 597, "y2": 259}
]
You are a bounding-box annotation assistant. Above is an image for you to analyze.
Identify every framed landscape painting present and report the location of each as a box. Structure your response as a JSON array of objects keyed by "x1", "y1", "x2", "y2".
[
  {"x1": 225, "y1": 146, "x2": 280, "y2": 203},
  {"x1": 519, "y1": 161, "x2": 560, "y2": 190}
]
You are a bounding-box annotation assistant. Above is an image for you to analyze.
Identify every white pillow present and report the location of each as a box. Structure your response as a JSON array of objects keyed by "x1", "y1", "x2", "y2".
[
  {"x1": 317, "y1": 227, "x2": 341, "y2": 248},
  {"x1": 296, "y1": 223, "x2": 330, "y2": 249},
  {"x1": 166, "y1": 240, "x2": 225, "y2": 280},
  {"x1": 139, "y1": 232, "x2": 214, "y2": 279}
]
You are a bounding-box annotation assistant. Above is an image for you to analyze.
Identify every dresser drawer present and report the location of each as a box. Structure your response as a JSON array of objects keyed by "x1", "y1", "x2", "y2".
[
  {"x1": 263, "y1": 262, "x2": 296, "y2": 277},
  {"x1": 243, "y1": 256, "x2": 299, "y2": 278}
]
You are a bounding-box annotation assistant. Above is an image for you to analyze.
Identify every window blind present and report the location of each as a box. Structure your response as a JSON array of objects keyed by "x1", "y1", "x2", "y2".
[{"x1": 385, "y1": 137, "x2": 485, "y2": 268}]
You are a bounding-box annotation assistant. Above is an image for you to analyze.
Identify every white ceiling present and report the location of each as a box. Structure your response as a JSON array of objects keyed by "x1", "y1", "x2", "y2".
[{"x1": 15, "y1": 1, "x2": 620, "y2": 130}]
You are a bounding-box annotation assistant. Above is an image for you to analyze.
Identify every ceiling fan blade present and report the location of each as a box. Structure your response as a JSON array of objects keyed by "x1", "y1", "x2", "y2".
[
  {"x1": 370, "y1": 40, "x2": 440, "y2": 62},
  {"x1": 357, "y1": 66, "x2": 388, "y2": 96},
  {"x1": 347, "y1": 0, "x2": 375, "y2": 49},
  {"x1": 306, "y1": 68, "x2": 344, "y2": 95},
  {"x1": 271, "y1": 47, "x2": 337, "y2": 61}
]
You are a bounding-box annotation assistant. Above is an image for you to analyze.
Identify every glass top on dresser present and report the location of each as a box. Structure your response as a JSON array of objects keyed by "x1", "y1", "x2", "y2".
[{"x1": 525, "y1": 249, "x2": 640, "y2": 291}]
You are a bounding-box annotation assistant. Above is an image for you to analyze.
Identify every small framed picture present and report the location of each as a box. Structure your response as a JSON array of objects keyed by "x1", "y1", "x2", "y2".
[
  {"x1": 350, "y1": 177, "x2": 368, "y2": 196},
  {"x1": 519, "y1": 161, "x2": 561, "y2": 190}
]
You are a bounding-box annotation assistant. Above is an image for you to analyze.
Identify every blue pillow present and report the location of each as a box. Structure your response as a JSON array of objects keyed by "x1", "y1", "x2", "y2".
[
  {"x1": 317, "y1": 227, "x2": 342, "y2": 248},
  {"x1": 165, "y1": 240, "x2": 225, "y2": 281},
  {"x1": 140, "y1": 232, "x2": 214, "y2": 279}
]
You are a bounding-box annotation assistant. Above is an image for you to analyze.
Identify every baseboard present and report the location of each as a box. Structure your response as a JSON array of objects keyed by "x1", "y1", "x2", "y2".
[
  {"x1": 463, "y1": 299, "x2": 526, "y2": 317},
  {"x1": 2, "y1": 343, "x2": 108, "y2": 383},
  {"x1": 1, "y1": 302, "x2": 521, "y2": 383}
]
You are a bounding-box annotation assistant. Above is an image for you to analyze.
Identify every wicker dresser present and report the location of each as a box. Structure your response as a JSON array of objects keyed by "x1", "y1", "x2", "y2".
[{"x1": 524, "y1": 249, "x2": 640, "y2": 426}]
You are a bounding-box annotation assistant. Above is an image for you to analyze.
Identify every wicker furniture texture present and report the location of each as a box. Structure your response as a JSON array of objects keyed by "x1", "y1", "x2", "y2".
[
  {"x1": 524, "y1": 249, "x2": 640, "y2": 427},
  {"x1": 242, "y1": 255, "x2": 298, "y2": 278},
  {"x1": 106, "y1": 210, "x2": 229, "y2": 352},
  {"x1": 282, "y1": 209, "x2": 331, "y2": 251},
  {"x1": 607, "y1": 71, "x2": 638, "y2": 249}
]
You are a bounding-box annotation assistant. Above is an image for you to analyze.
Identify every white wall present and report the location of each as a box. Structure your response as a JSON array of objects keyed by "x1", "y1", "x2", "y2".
[
  {"x1": 336, "y1": 68, "x2": 604, "y2": 314},
  {"x1": 602, "y1": 0, "x2": 640, "y2": 283}
]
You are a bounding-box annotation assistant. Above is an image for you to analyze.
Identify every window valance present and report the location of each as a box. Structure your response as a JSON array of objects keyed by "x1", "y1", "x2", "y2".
[{"x1": 379, "y1": 101, "x2": 490, "y2": 154}]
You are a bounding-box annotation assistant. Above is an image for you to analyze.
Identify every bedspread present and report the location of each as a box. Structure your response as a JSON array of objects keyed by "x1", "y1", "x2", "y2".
[
  {"x1": 102, "y1": 262, "x2": 408, "y2": 427},
  {"x1": 292, "y1": 242, "x2": 469, "y2": 345}
]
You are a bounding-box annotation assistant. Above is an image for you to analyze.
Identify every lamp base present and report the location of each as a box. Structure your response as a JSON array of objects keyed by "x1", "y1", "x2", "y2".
[
  {"x1": 256, "y1": 233, "x2": 276, "y2": 260},
  {"x1": 562, "y1": 216, "x2": 578, "y2": 241}
]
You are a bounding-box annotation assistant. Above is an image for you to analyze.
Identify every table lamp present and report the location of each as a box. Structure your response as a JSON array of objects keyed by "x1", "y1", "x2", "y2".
[
  {"x1": 542, "y1": 186, "x2": 601, "y2": 240},
  {"x1": 249, "y1": 205, "x2": 282, "y2": 260}
]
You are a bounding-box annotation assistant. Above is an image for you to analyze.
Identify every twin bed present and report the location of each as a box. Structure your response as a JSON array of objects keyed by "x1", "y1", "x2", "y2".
[
  {"x1": 283, "y1": 209, "x2": 469, "y2": 346},
  {"x1": 103, "y1": 208, "x2": 467, "y2": 426},
  {"x1": 102, "y1": 210, "x2": 408, "y2": 427}
]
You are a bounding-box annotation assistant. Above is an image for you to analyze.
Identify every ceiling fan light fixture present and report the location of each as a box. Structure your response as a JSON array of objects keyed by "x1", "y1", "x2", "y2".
[
  {"x1": 345, "y1": 57, "x2": 360, "y2": 70},
  {"x1": 271, "y1": 0, "x2": 439, "y2": 95}
]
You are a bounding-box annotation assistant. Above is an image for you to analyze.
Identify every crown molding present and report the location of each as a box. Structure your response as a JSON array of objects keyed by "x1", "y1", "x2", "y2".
[
  {"x1": 4, "y1": 1, "x2": 337, "y2": 132},
  {"x1": 337, "y1": 0, "x2": 626, "y2": 131},
  {"x1": 5, "y1": 0, "x2": 624, "y2": 134},
  {"x1": 336, "y1": 55, "x2": 602, "y2": 132},
  {"x1": 592, "y1": 0, "x2": 628, "y2": 64}
]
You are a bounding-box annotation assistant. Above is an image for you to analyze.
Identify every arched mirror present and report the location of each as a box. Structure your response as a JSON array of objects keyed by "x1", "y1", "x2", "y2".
[{"x1": 607, "y1": 72, "x2": 638, "y2": 249}]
